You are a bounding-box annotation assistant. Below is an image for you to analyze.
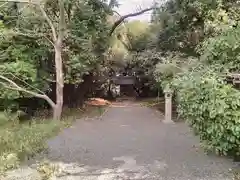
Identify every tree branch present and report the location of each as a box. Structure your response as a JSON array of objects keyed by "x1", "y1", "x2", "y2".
[
  {"x1": 4, "y1": 72, "x2": 46, "y2": 94},
  {"x1": 117, "y1": 34, "x2": 131, "y2": 50},
  {"x1": 43, "y1": 35, "x2": 55, "y2": 46},
  {"x1": 0, "y1": 2, "x2": 8, "y2": 8},
  {"x1": 42, "y1": 77, "x2": 56, "y2": 83},
  {"x1": 0, "y1": 74, "x2": 19, "y2": 87},
  {"x1": 13, "y1": 29, "x2": 55, "y2": 46},
  {"x1": 38, "y1": 4, "x2": 57, "y2": 42},
  {"x1": 112, "y1": 10, "x2": 122, "y2": 18},
  {"x1": 110, "y1": 7, "x2": 153, "y2": 35},
  {"x1": 0, "y1": 75, "x2": 56, "y2": 108},
  {"x1": 58, "y1": 0, "x2": 65, "y2": 43},
  {"x1": 1, "y1": 0, "x2": 57, "y2": 45}
]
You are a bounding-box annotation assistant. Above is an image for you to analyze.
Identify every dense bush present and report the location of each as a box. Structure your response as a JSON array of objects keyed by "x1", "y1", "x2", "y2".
[
  {"x1": 173, "y1": 71, "x2": 240, "y2": 157},
  {"x1": 199, "y1": 26, "x2": 240, "y2": 71},
  {"x1": 0, "y1": 0, "x2": 111, "y2": 112},
  {"x1": 0, "y1": 112, "x2": 63, "y2": 172}
]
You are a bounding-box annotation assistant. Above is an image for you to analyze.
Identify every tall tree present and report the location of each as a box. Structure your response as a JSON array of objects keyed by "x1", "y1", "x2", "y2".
[
  {"x1": 0, "y1": 0, "x2": 65, "y2": 120},
  {"x1": 0, "y1": 0, "x2": 112, "y2": 118}
]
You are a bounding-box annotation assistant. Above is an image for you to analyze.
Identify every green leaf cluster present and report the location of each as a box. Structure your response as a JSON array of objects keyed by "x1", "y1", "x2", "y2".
[
  {"x1": 152, "y1": 0, "x2": 240, "y2": 55},
  {"x1": 199, "y1": 26, "x2": 240, "y2": 71},
  {"x1": 173, "y1": 70, "x2": 240, "y2": 156},
  {"x1": 0, "y1": 0, "x2": 112, "y2": 107},
  {"x1": 0, "y1": 29, "x2": 50, "y2": 100}
]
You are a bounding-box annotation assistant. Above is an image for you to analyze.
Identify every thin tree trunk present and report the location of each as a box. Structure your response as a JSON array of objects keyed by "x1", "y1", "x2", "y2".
[
  {"x1": 0, "y1": 0, "x2": 65, "y2": 120},
  {"x1": 53, "y1": 43, "x2": 64, "y2": 120},
  {"x1": 53, "y1": 0, "x2": 65, "y2": 120}
]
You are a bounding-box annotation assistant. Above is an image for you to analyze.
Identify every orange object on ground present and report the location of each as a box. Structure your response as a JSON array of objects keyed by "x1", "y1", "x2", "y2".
[{"x1": 86, "y1": 98, "x2": 111, "y2": 106}]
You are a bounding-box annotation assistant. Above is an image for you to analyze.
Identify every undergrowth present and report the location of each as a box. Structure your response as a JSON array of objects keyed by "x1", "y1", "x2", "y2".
[
  {"x1": 0, "y1": 106, "x2": 104, "y2": 174},
  {"x1": 174, "y1": 71, "x2": 240, "y2": 158}
]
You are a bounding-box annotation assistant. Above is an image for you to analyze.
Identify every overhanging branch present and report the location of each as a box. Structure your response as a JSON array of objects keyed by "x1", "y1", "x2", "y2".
[
  {"x1": 38, "y1": 4, "x2": 57, "y2": 42},
  {"x1": 13, "y1": 29, "x2": 55, "y2": 46},
  {"x1": 110, "y1": 7, "x2": 153, "y2": 35}
]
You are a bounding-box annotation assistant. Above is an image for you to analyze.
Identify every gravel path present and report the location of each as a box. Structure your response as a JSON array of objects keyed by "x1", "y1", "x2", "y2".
[
  {"x1": 5, "y1": 101, "x2": 238, "y2": 180},
  {"x1": 42, "y1": 101, "x2": 237, "y2": 179}
]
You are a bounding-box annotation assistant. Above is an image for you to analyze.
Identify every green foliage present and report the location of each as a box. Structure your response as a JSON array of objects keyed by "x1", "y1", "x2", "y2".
[
  {"x1": 66, "y1": 0, "x2": 111, "y2": 83},
  {"x1": 152, "y1": 0, "x2": 240, "y2": 55},
  {"x1": 0, "y1": 106, "x2": 103, "y2": 173},
  {"x1": 0, "y1": 153, "x2": 19, "y2": 172},
  {"x1": 129, "y1": 49, "x2": 163, "y2": 75},
  {"x1": 0, "y1": 28, "x2": 50, "y2": 101},
  {"x1": 0, "y1": 0, "x2": 112, "y2": 110},
  {"x1": 0, "y1": 110, "x2": 26, "y2": 126},
  {"x1": 150, "y1": 1, "x2": 240, "y2": 158},
  {"x1": 0, "y1": 120, "x2": 62, "y2": 172},
  {"x1": 105, "y1": 20, "x2": 159, "y2": 94},
  {"x1": 124, "y1": 20, "x2": 153, "y2": 52},
  {"x1": 0, "y1": 112, "x2": 9, "y2": 126},
  {"x1": 153, "y1": 52, "x2": 198, "y2": 89},
  {"x1": 199, "y1": 26, "x2": 240, "y2": 71},
  {"x1": 127, "y1": 49, "x2": 163, "y2": 91},
  {"x1": 173, "y1": 70, "x2": 240, "y2": 157},
  {"x1": 106, "y1": 20, "x2": 154, "y2": 70}
]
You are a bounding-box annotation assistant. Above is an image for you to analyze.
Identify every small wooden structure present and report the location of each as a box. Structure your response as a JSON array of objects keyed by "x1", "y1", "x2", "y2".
[
  {"x1": 229, "y1": 73, "x2": 240, "y2": 84},
  {"x1": 225, "y1": 73, "x2": 240, "y2": 89},
  {"x1": 111, "y1": 76, "x2": 136, "y2": 97},
  {"x1": 112, "y1": 76, "x2": 136, "y2": 85}
]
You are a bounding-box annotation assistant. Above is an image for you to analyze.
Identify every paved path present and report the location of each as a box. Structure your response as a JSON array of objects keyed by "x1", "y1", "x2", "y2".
[
  {"x1": 5, "y1": 101, "x2": 236, "y2": 180},
  {"x1": 29, "y1": 101, "x2": 236, "y2": 180}
]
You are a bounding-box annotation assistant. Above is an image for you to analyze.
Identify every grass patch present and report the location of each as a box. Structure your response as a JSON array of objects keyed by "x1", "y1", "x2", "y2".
[
  {"x1": 0, "y1": 105, "x2": 105, "y2": 174},
  {"x1": 0, "y1": 113, "x2": 8, "y2": 126},
  {"x1": 0, "y1": 121, "x2": 62, "y2": 172}
]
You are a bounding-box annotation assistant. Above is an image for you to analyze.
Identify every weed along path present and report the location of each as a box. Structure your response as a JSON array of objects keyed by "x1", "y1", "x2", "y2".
[{"x1": 3, "y1": 101, "x2": 239, "y2": 180}]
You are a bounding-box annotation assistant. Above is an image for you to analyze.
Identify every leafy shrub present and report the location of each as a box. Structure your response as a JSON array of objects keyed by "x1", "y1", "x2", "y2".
[
  {"x1": 198, "y1": 26, "x2": 240, "y2": 71},
  {"x1": 0, "y1": 106, "x2": 101, "y2": 173},
  {"x1": 0, "y1": 153, "x2": 19, "y2": 172},
  {"x1": 0, "y1": 120, "x2": 62, "y2": 173},
  {"x1": 153, "y1": 52, "x2": 198, "y2": 89},
  {"x1": 0, "y1": 112, "x2": 9, "y2": 126},
  {"x1": 173, "y1": 71, "x2": 240, "y2": 157}
]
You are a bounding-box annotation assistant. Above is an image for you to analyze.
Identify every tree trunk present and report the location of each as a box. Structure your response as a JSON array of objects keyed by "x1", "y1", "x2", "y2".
[
  {"x1": 53, "y1": 0, "x2": 65, "y2": 120},
  {"x1": 53, "y1": 43, "x2": 64, "y2": 120},
  {"x1": 53, "y1": 103, "x2": 62, "y2": 120}
]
